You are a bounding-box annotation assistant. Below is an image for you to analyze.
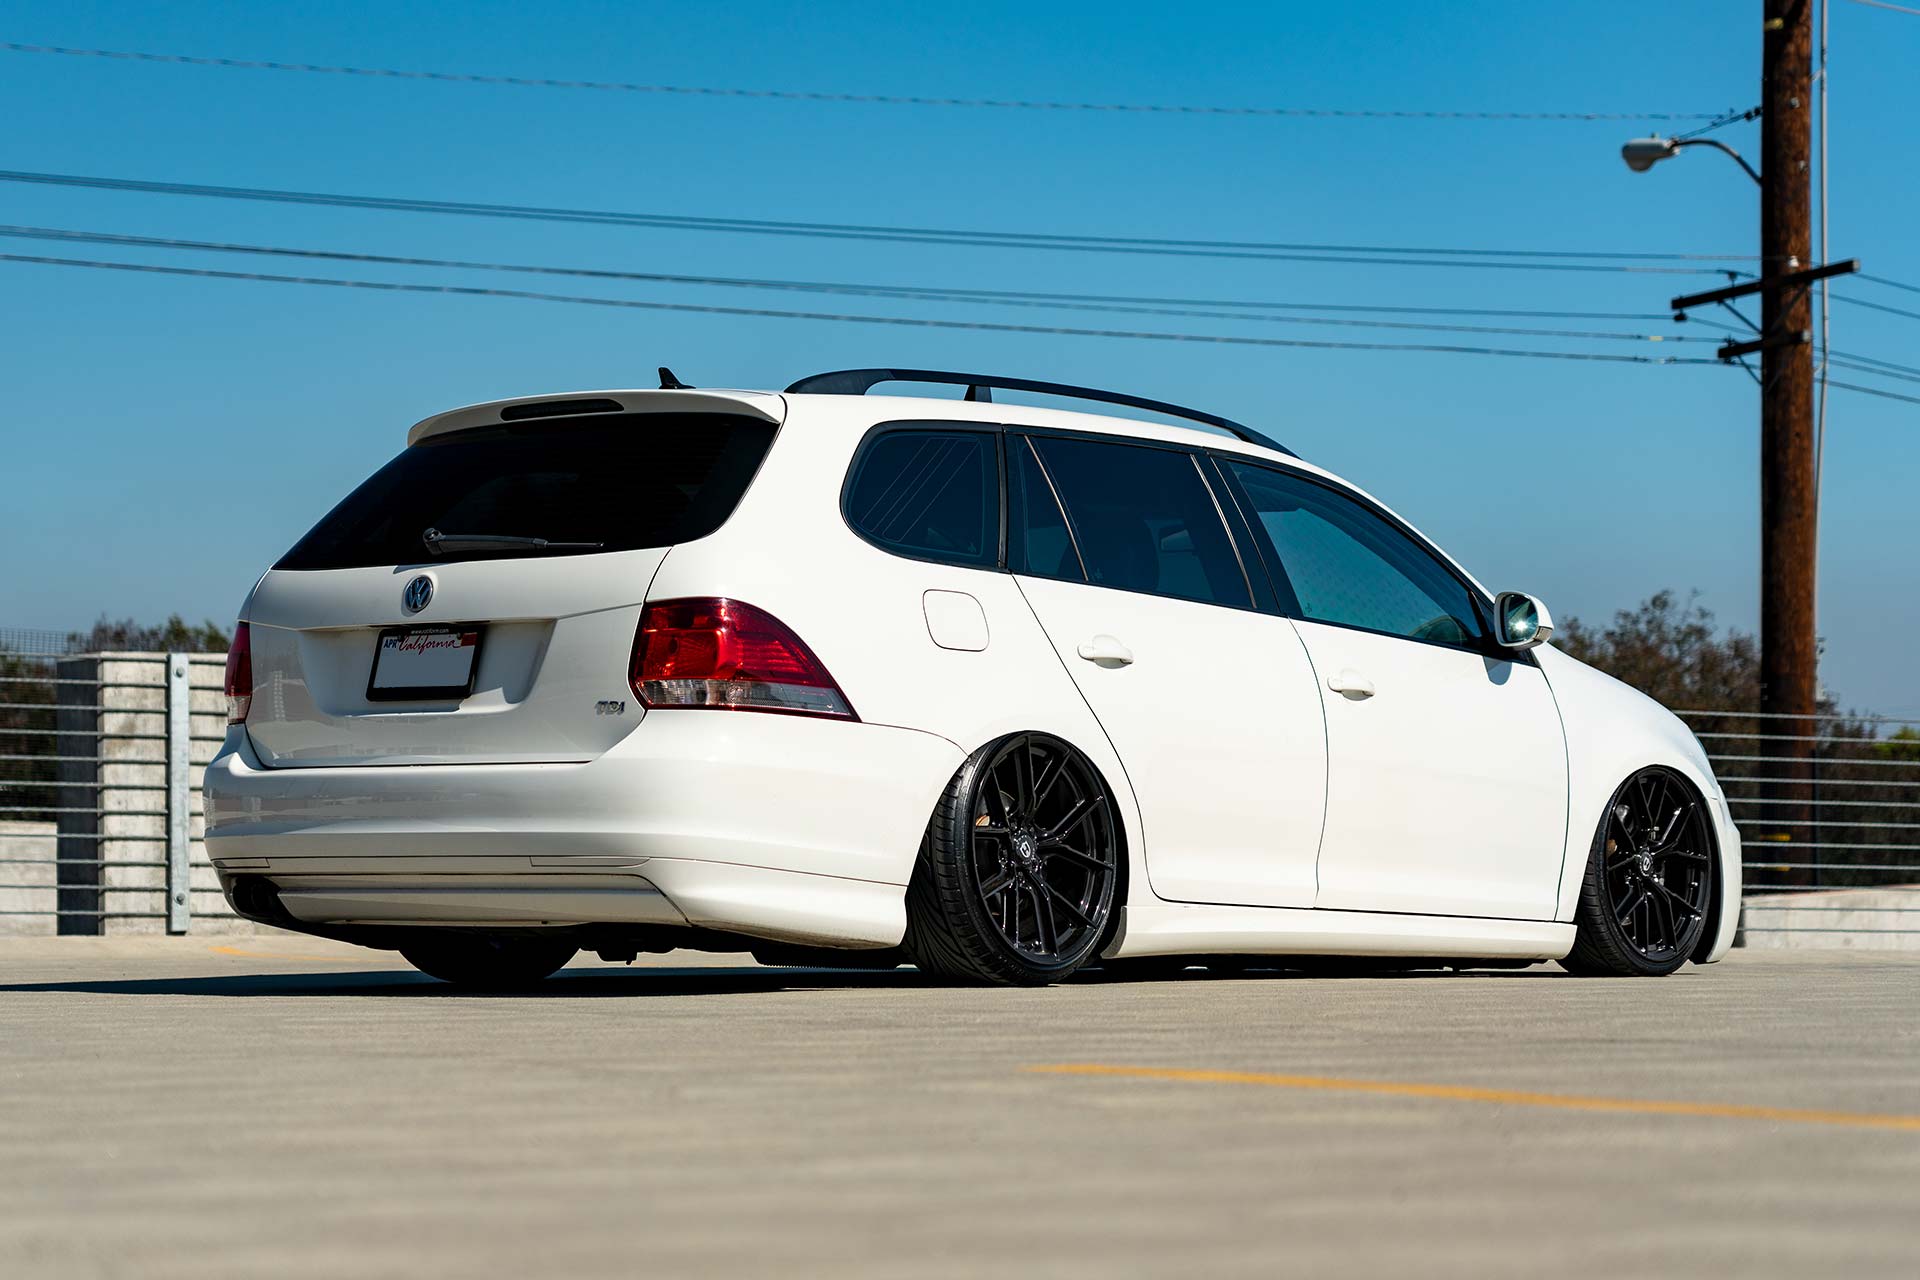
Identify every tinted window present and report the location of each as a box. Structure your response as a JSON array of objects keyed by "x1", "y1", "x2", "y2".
[
  {"x1": 277, "y1": 413, "x2": 776, "y2": 570},
  {"x1": 1227, "y1": 461, "x2": 1486, "y2": 649},
  {"x1": 844, "y1": 429, "x2": 998, "y2": 567},
  {"x1": 1030, "y1": 437, "x2": 1249, "y2": 608},
  {"x1": 1007, "y1": 438, "x2": 1081, "y2": 579}
]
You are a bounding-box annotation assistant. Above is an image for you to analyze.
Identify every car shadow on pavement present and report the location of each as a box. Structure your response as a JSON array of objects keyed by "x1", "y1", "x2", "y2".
[
  {"x1": 0, "y1": 962, "x2": 1563, "y2": 999},
  {"x1": 0, "y1": 965, "x2": 938, "y2": 999}
]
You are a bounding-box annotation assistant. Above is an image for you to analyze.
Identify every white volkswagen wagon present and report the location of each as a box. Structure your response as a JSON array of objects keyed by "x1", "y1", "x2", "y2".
[{"x1": 205, "y1": 368, "x2": 1740, "y2": 987}]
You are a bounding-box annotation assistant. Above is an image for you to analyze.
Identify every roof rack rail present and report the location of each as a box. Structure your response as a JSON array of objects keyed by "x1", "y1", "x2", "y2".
[{"x1": 783, "y1": 368, "x2": 1295, "y2": 458}]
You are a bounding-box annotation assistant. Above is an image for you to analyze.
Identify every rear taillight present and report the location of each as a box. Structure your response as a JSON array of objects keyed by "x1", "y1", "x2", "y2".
[
  {"x1": 630, "y1": 598, "x2": 855, "y2": 720},
  {"x1": 224, "y1": 622, "x2": 253, "y2": 724}
]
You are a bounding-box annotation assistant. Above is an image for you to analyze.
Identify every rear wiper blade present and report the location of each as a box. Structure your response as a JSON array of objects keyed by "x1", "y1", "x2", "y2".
[{"x1": 422, "y1": 527, "x2": 604, "y2": 555}]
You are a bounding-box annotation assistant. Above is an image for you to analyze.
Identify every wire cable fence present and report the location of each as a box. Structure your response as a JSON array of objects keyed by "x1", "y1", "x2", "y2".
[
  {"x1": 1677, "y1": 708, "x2": 1920, "y2": 944},
  {"x1": 3, "y1": 631, "x2": 1915, "y2": 943},
  {"x1": 0, "y1": 640, "x2": 228, "y2": 935}
]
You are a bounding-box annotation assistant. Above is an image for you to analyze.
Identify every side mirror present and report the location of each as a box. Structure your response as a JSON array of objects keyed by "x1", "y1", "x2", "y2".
[{"x1": 1494, "y1": 592, "x2": 1555, "y2": 651}]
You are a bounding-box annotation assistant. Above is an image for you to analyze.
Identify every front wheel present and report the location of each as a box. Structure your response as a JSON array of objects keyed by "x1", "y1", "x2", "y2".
[
  {"x1": 903, "y1": 733, "x2": 1120, "y2": 986},
  {"x1": 1560, "y1": 767, "x2": 1714, "y2": 976},
  {"x1": 400, "y1": 934, "x2": 577, "y2": 989}
]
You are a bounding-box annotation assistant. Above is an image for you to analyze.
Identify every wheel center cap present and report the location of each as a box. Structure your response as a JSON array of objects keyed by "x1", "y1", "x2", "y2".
[
  {"x1": 1014, "y1": 832, "x2": 1038, "y2": 863},
  {"x1": 1636, "y1": 851, "x2": 1654, "y2": 876}
]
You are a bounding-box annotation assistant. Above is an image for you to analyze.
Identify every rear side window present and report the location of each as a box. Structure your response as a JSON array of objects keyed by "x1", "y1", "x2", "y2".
[
  {"x1": 276, "y1": 413, "x2": 776, "y2": 569},
  {"x1": 843, "y1": 428, "x2": 998, "y2": 567},
  {"x1": 1029, "y1": 436, "x2": 1250, "y2": 608}
]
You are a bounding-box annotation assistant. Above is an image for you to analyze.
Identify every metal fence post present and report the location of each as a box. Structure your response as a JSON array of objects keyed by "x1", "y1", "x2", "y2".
[
  {"x1": 165, "y1": 653, "x2": 191, "y2": 934},
  {"x1": 54, "y1": 655, "x2": 102, "y2": 935}
]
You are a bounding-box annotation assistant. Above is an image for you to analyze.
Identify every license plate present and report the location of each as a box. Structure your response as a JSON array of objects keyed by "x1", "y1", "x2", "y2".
[{"x1": 367, "y1": 625, "x2": 484, "y2": 701}]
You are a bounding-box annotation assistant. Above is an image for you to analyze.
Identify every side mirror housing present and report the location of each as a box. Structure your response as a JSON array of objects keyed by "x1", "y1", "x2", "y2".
[{"x1": 1494, "y1": 592, "x2": 1555, "y2": 651}]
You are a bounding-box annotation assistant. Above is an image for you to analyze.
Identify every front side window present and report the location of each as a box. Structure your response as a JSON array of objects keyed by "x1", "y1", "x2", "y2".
[
  {"x1": 1226, "y1": 461, "x2": 1486, "y2": 650},
  {"x1": 844, "y1": 428, "x2": 998, "y2": 567},
  {"x1": 1029, "y1": 436, "x2": 1250, "y2": 608}
]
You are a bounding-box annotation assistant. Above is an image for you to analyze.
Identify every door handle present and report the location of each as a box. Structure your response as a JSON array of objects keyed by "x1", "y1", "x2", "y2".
[
  {"x1": 1328, "y1": 669, "x2": 1376, "y2": 699},
  {"x1": 1076, "y1": 635, "x2": 1135, "y2": 666}
]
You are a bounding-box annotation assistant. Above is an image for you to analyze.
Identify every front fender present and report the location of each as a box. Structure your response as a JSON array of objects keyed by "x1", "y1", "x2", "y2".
[{"x1": 1535, "y1": 646, "x2": 1740, "y2": 961}]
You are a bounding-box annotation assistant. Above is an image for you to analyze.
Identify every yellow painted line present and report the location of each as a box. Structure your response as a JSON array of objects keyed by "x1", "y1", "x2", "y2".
[
  {"x1": 1024, "y1": 1064, "x2": 1920, "y2": 1133},
  {"x1": 207, "y1": 944, "x2": 383, "y2": 964}
]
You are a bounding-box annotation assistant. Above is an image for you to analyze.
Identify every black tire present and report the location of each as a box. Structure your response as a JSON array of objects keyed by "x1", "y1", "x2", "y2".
[
  {"x1": 400, "y1": 934, "x2": 577, "y2": 989},
  {"x1": 902, "y1": 733, "x2": 1120, "y2": 986},
  {"x1": 1560, "y1": 766, "x2": 1715, "y2": 977}
]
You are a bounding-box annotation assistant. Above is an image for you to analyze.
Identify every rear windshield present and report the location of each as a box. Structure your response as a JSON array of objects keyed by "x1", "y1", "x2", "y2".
[{"x1": 276, "y1": 413, "x2": 777, "y2": 570}]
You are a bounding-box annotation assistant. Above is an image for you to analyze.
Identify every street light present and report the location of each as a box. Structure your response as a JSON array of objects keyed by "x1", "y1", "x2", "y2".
[{"x1": 1620, "y1": 135, "x2": 1762, "y2": 186}]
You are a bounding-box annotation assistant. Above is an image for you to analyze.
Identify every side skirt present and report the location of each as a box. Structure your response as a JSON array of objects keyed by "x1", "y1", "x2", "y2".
[{"x1": 1107, "y1": 900, "x2": 1574, "y2": 961}]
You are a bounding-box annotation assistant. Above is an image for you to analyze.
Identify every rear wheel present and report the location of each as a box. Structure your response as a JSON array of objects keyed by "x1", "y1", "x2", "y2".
[
  {"x1": 1561, "y1": 766, "x2": 1714, "y2": 977},
  {"x1": 400, "y1": 934, "x2": 577, "y2": 989},
  {"x1": 903, "y1": 733, "x2": 1120, "y2": 986}
]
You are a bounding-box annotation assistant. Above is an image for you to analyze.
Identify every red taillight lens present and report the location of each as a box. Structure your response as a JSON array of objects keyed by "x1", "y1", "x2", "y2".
[
  {"x1": 631, "y1": 598, "x2": 855, "y2": 720},
  {"x1": 224, "y1": 622, "x2": 253, "y2": 724}
]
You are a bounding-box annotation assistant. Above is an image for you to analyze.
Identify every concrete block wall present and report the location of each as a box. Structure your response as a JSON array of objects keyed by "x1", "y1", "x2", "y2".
[{"x1": 0, "y1": 820, "x2": 55, "y2": 936}]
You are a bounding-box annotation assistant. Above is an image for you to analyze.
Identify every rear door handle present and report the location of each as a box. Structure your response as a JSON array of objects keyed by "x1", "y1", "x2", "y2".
[
  {"x1": 1328, "y1": 669, "x2": 1376, "y2": 699},
  {"x1": 1076, "y1": 635, "x2": 1135, "y2": 666}
]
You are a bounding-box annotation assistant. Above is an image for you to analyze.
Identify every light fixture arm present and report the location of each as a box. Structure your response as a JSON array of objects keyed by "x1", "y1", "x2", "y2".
[{"x1": 1671, "y1": 137, "x2": 1763, "y2": 186}]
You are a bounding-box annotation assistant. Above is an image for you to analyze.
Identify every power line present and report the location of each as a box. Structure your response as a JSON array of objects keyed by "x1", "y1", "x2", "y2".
[
  {"x1": 0, "y1": 41, "x2": 1735, "y2": 122},
  {"x1": 1832, "y1": 293, "x2": 1920, "y2": 323},
  {"x1": 1829, "y1": 356, "x2": 1920, "y2": 385},
  {"x1": 0, "y1": 170, "x2": 1751, "y2": 274},
  {"x1": 1859, "y1": 272, "x2": 1920, "y2": 295},
  {"x1": 1825, "y1": 347, "x2": 1920, "y2": 378},
  {"x1": 0, "y1": 251, "x2": 1730, "y2": 366},
  {"x1": 1828, "y1": 379, "x2": 1920, "y2": 406},
  {"x1": 0, "y1": 224, "x2": 1710, "y2": 344},
  {"x1": 1843, "y1": 0, "x2": 1920, "y2": 16}
]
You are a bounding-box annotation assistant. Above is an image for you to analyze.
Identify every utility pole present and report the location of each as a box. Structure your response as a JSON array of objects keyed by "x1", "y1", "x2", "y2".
[
  {"x1": 1645, "y1": 4, "x2": 1855, "y2": 887},
  {"x1": 1760, "y1": 0, "x2": 1817, "y2": 879}
]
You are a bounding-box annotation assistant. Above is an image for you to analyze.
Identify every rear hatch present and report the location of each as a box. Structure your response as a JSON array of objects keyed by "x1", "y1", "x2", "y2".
[{"x1": 243, "y1": 393, "x2": 782, "y2": 767}]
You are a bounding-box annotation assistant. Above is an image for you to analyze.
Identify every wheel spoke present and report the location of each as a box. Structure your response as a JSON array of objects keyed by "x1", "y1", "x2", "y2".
[
  {"x1": 1648, "y1": 884, "x2": 1672, "y2": 947},
  {"x1": 1649, "y1": 878, "x2": 1703, "y2": 921},
  {"x1": 982, "y1": 771, "x2": 1012, "y2": 827},
  {"x1": 1011, "y1": 736, "x2": 1036, "y2": 812},
  {"x1": 1031, "y1": 883, "x2": 1058, "y2": 952},
  {"x1": 1659, "y1": 847, "x2": 1709, "y2": 863},
  {"x1": 1614, "y1": 885, "x2": 1648, "y2": 927},
  {"x1": 1650, "y1": 801, "x2": 1689, "y2": 852},
  {"x1": 1044, "y1": 883, "x2": 1095, "y2": 929},
  {"x1": 1031, "y1": 748, "x2": 1067, "y2": 813},
  {"x1": 1638, "y1": 772, "x2": 1664, "y2": 829},
  {"x1": 979, "y1": 866, "x2": 1016, "y2": 897},
  {"x1": 1044, "y1": 843, "x2": 1113, "y2": 872},
  {"x1": 1041, "y1": 797, "x2": 1097, "y2": 845}
]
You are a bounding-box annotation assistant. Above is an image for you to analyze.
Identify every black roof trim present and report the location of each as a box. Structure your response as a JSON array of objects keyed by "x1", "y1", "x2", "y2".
[{"x1": 784, "y1": 368, "x2": 1295, "y2": 458}]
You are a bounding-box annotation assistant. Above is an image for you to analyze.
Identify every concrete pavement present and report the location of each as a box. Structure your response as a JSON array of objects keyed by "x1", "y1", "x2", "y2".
[{"x1": 1, "y1": 939, "x2": 1915, "y2": 1278}]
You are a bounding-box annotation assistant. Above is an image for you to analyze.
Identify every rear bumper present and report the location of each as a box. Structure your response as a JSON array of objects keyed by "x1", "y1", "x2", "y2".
[{"x1": 203, "y1": 712, "x2": 964, "y2": 947}]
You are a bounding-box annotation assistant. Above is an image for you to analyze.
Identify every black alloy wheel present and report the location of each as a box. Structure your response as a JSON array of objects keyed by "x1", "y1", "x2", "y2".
[
  {"x1": 903, "y1": 733, "x2": 1120, "y2": 985},
  {"x1": 1562, "y1": 766, "x2": 1715, "y2": 976}
]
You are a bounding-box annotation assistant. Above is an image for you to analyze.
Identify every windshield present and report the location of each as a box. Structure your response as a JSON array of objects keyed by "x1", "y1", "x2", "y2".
[{"x1": 275, "y1": 413, "x2": 777, "y2": 570}]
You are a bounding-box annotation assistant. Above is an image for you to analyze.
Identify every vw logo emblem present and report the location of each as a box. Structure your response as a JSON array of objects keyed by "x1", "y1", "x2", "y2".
[{"x1": 402, "y1": 575, "x2": 434, "y2": 614}]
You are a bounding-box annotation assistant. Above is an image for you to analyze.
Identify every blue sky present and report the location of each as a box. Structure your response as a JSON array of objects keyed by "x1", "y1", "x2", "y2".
[{"x1": 2, "y1": 1, "x2": 1916, "y2": 713}]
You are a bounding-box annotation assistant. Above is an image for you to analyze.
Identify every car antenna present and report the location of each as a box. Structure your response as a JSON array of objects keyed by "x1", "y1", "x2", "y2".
[{"x1": 658, "y1": 366, "x2": 693, "y2": 390}]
